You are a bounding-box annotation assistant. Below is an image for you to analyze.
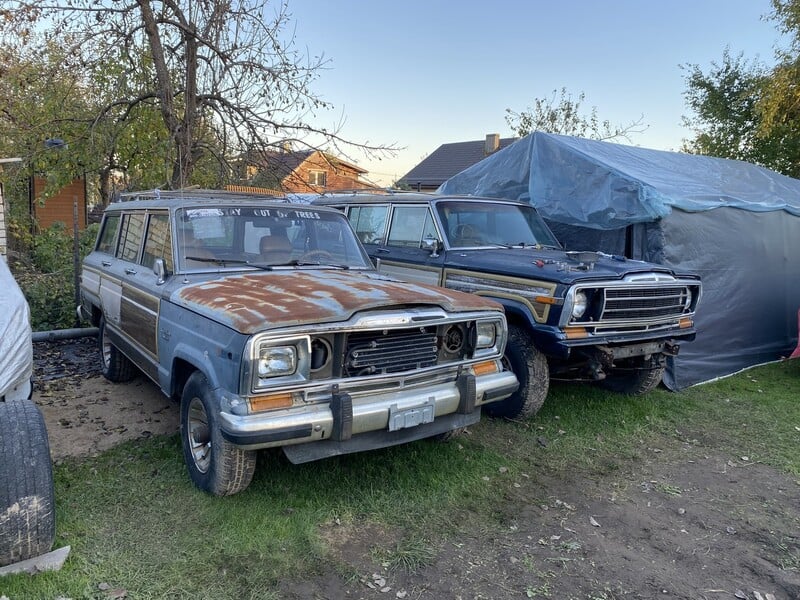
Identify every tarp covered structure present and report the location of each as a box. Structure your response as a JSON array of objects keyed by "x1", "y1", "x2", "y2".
[{"x1": 439, "y1": 132, "x2": 800, "y2": 388}]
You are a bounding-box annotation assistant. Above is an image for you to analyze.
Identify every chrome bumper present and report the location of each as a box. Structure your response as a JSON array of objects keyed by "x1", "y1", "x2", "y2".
[{"x1": 218, "y1": 370, "x2": 518, "y2": 454}]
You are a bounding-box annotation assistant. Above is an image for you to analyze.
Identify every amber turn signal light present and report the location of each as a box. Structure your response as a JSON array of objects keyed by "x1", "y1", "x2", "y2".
[
  {"x1": 472, "y1": 360, "x2": 499, "y2": 376},
  {"x1": 249, "y1": 392, "x2": 293, "y2": 412}
]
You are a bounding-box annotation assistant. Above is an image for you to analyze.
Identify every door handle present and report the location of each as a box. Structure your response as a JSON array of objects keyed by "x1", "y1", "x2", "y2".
[
  {"x1": 375, "y1": 248, "x2": 390, "y2": 254},
  {"x1": 102, "y1": 261, "x2": 112, "y2": 267},
  {"x1": 124, "y1": 267, "x2": 137, "y2": 275}
]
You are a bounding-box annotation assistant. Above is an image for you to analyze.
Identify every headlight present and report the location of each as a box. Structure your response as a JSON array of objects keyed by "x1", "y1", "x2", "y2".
[
  {"x1": 246, "y1": 335, "x2": 311, "y2": 392},
  {"x1": 258, "y1": 346, "x2": 297, "y2": 378},
  {"x1": 572, "y1": 291, "x2": 588, "y2": 318},
  {"x1": 475, "y1": 321, "x2": 497, "y2": 348}
]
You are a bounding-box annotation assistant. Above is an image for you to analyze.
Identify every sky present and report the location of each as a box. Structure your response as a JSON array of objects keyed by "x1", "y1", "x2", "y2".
[{"x1": 286, "y1": 0, "x2": 784, "y2": 186}]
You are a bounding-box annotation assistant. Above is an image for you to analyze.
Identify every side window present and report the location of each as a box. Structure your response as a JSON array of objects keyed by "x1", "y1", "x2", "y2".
[
  {"x1": 348, "y1": 205, "x2": 388, "y2": 244},
  {"x1": 117, "y1": 213, "x2": 146, "y2": 262},
  {"x1": 141, "y1": 214, "x2": 173, "y2": 272},
  {"x1": 96, "y1": 214, "x2": 120, "y2": 254},
  {"x1": 387, "y1": 206, "x2": 437, "y2": 248}
]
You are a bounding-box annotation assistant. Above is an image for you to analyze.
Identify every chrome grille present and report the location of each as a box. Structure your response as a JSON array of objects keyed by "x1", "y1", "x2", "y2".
[
  {"x1": 601, "y1": 286, "x2": 690, "y2": 321},
  {"x1": 344, "y1": 328, "x2": 438, "y2": 376}
]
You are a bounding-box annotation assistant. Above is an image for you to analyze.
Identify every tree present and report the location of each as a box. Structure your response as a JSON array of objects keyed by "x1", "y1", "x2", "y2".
[
  {"x1": 680, "y1": 51, "x2": 780, "y2": 164},
  {"x1": 681, "y1": 1, "x2": 800, "y2": 177},
  {"x1": 505, "y1": 87, "x2": 647, "y2": 141},
  {"x1": 0, "y1": 1, "x2": 392, "y2": 200}
]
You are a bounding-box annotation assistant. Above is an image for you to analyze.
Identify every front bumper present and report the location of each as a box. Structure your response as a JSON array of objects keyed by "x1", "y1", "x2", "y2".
[
  {"x1": 218, "y1": 370, "x2": 518, "y2": 458},
  {"x1": 535, "y1": 324, "x2": 697, "y2": 359}
]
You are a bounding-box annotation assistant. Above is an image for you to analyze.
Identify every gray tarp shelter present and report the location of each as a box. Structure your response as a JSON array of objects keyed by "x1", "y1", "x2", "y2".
[{"x1": 439, "y1": 132, "x2": 800, "y2": 389}]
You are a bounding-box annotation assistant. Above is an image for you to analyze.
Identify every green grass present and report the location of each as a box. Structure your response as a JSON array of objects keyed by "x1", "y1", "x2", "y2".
[{"x1": 3, "y1": 358, "x2": 799, "y2": 599}]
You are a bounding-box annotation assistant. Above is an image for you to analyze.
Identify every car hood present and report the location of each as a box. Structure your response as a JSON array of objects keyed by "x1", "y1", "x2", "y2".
[
  {"x1": 443, "y1": 248, "x2": 684, "y2": 284},
  {"x1": 173, "y1": 269, "x2": 502, "y2": 334}
]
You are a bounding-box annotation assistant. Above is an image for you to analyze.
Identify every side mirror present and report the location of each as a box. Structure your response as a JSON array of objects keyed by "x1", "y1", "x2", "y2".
[
  {"x1": 153, "y1": 258, "x2": 168, "y2": 285},
  {"x1": 421, "y1": 236, "x2": 441, "y2": 257}
]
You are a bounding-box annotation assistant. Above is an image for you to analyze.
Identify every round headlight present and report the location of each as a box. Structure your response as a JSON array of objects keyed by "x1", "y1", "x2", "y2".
[
  {"x1": 572, "y1": 291, "x2": 588, "y2": 318},
  {"x1": 683, "y1": 288, "x2": 693, "y2": 310}
]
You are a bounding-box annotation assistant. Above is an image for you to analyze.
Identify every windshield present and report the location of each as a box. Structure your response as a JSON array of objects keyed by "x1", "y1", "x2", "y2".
[
  {"x1": 435, "y1": 200, "x2": 561, "y2": 249},
  {"x1": 176, "y1": 206, "x2": 371, "y2": 271}
]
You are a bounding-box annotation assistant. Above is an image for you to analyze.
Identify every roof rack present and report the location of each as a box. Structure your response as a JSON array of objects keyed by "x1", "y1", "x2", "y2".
[
  {"x1": 317, "y1": 187, "x2": 427, "y2": 197},
  {"x1": 115, "y1": 187, "x2": 288, "y2": 203}
]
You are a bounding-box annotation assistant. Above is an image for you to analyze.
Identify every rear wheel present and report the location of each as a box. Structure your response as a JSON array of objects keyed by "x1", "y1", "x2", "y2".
[
  {"x1": 485, "y1": 324, "x2": 549, "y2": 419},
  {"x1": 99, "y1": 317, "x2": 135, "y2": 383},
  {"x1": 0, "y1": 399, "x2": 56, "y2": 567},
  {"x1": 180, "y1": 371, "x2": 256, "y2": 496},
  {"x1": 599, "y1": 355, "x2": 665, "y2": 395}
]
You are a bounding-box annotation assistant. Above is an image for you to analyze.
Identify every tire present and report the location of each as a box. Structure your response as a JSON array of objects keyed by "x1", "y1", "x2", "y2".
[
  {"x1": 0, "y1": 399, "x2": 56, "y2": 567},
  {"x1": 599, "y1": 355, "x2": 666, "y2": 395},
  {"x1": 99, "y1": 317, "x2": 136, "y2": 383},
  {"x1": 180, "y1": 371, "x2": 256, "y2": 496},
  {"x1": 485, "y1": 324, "x2": 549, "y2": 419}
]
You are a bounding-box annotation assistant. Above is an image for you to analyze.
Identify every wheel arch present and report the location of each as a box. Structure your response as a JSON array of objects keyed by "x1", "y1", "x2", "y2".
[{"x1": 169, "y1": 352, "x2": 218, "y2": 400}]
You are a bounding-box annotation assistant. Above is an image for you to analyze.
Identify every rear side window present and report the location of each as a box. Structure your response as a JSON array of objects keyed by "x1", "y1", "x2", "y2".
[
  {"x1": 96, "y1": 215, "x2": 120, "y2": 254},
  {"x1": 117, "y1": 213, "x2": 146, "y2": 262}
]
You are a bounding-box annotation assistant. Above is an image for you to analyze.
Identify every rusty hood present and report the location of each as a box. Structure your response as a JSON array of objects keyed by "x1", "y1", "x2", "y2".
[{"x1": 173, "y1": 269, "x2": 501, "y2": 334}]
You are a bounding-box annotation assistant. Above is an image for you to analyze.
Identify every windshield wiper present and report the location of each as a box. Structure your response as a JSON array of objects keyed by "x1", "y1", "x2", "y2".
[
  {"x1": 500, "y1": 242, "x2": 560, "y2": 250},
  {"x1": 289, "y1": 259, "x2": 350, "y2": 269},
  {"x1": 185, "y1": 256, "x2": 249, "y2": 265},
  {"x1": 185, "y1": 255, "x2": 351, "y2": 270}
]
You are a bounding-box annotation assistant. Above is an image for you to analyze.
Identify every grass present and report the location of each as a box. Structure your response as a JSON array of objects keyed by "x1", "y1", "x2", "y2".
[{"x1": 3, "y1": 358, "x2": 799, "y2": 599}]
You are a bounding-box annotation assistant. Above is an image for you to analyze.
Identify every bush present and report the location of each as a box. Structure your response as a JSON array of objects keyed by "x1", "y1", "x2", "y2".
[{"x1": 11, "y1": 222, "x2": 99, "y2": 331}]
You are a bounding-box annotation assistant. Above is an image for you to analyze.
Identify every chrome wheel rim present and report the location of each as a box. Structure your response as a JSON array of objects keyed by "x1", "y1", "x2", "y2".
[
  {"x1": 187, "y1": 397, "x2": 212, "y2": 473},
  {"x1": 101, "y1": 329, "x2": 112, "y2": 370}
]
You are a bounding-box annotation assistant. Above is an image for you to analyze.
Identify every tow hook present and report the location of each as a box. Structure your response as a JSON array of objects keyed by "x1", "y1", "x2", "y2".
[{"x1": 664, "y1": 341, "x2": 680, "y2": 356}]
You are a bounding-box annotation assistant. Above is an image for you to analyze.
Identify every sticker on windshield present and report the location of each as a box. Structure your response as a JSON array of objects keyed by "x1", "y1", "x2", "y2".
[{"x1": 185, "y1": 208, "x2": 224, "y2": 217}]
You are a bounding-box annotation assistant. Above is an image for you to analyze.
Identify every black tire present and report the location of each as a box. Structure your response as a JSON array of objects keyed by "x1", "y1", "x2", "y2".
[
  {"x1": 0, "y1": 399, "x2": 56, "y2": 567},
  {"x1": 485, "y1": 324, "x2": 549, "y2": 419},
  {"x1": 99, "y1": 317, "x2": 136, "y2": 383},
  {"x1": 180, "y1": 371, "x2": 256, "y2": 496},
  {"x1": 599, "y1": 355, "x2": 665, "y2": 395}
]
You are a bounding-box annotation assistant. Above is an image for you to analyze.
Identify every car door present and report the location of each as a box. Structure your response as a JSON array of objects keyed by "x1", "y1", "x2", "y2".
[
  {"x1": 117, "y1": 211, "x2": 170, "y2": 381},
  {"x1": 372, "y1": 204, "x2": 445, "y2": 287},
  {"x1": 83, "y1": 213, "x2": 126, "y2": 329}
]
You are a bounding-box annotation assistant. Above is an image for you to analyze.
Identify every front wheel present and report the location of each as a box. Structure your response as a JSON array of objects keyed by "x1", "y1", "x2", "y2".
[
  {"x1": 598, "y1": 355, "x2": 665, "y2": 395},
  {"x1": 484, "y1": 324, "x2": 549, "y2": 419},
  {"x1": 180, "y1": 371, "x2": 256, "y2": 496}
]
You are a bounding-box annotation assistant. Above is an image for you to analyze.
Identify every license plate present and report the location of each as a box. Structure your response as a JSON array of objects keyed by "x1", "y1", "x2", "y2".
[{"x1": 388, "y1": 399, "x2": 435, "y2": 432}]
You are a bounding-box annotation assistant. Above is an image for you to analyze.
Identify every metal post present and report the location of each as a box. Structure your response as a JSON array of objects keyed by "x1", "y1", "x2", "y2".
[{"x1": 73, "y1": 197, "x2": 80, "y2": 327}]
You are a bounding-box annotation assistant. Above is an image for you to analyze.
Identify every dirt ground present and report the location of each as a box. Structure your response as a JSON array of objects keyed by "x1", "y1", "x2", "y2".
[
  {"x1": 33, "y1": 338, "x2": 179, "y2": 462},
  {"x1": 32, "y1": 339, "x2": 800, "y2": 600}
]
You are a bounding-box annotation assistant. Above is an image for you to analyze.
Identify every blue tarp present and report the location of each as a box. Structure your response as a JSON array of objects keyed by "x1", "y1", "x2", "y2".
[
  {"x1": 439, "y1": 132, "x2": 800, "y2": 229},
  {"x1": 439, "y1": 132, "x2": 800, "y2": 388}
]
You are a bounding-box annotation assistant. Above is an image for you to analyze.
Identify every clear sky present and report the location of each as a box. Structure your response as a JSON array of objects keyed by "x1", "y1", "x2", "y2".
[{"x1": 286, "y1": 0, "x2": 783, "y2": 186}]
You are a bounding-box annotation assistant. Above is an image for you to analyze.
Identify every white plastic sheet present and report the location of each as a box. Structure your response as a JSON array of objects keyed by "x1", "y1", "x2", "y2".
[{"x1": 0, "y1": 256, "x2": 33, "y2": 397}]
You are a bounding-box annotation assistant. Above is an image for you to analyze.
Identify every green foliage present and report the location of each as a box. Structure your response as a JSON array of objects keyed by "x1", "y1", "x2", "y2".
[
  {"x1": 682, "y1": 2, "x2": 800, "y2": 177},
  {"x1": 505, "y1": 87, "x2": 647, "y2": 141},
  {"x1": 11, "y1": 222, "x2": 99, "y2": 330}
]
